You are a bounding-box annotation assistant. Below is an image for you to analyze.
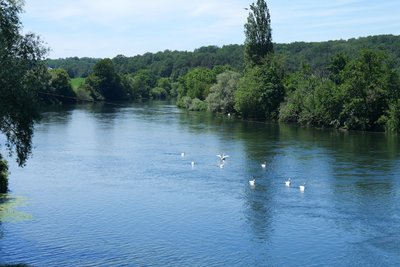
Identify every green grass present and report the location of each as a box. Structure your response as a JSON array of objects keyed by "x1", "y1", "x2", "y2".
[{"x1": 70, "y1": 77, "x2": 86, "y2": 91}]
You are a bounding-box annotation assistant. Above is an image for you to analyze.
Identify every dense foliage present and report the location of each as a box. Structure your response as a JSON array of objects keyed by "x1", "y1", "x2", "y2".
[
  {"x1": 0, "y1": 154, "x2": 8, "y2": 193},
  {"x1": 47, "y1": 35, "x2": 400, "y2": 80},
  {"x1": 85, "y1": 59, "x2": 129, "y2": 101},
  {"x1": 47, "y1": 57, "x2": 99, "y2": 78},
  {"x1": 280, "y1": 50, "x2": 400, "y2": 131},
  {"x1": 0, "y1": 0, "x2": 49, "y2": 192},
  {"x1": 234, "y1": 0, "x2": 284, "y2": 119},
  {"x1": 49, "y1": 69, "x2": 77, "y2": 103},
  {"x1": 206, "y1": 71, "x2": 241, "y2": 114},
  {"x1": 235, "y1": 55, "x2": 285, "y2": 119},
  {"x1": 176, "y1": 67, "x2": 219, "y2": 110}
]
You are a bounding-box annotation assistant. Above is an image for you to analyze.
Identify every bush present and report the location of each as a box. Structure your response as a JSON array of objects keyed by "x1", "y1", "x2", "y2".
[
  {"x1": 177, "y1": 96, "x2": 192, "y2": 109},
  {"x1": 189, "y1": 98, "x2": 208, "y2": 111},
  {"x1": 0, "y1": 155, "x2": 9, "y2": 193},
  {"x1": 75, "y1": 85, "x2": 94, "y2": 102},
  {"x1": 385, "y1": 100, "x2": 400, "y2": 132},
  {"x1": 150, "y1": 87, "x2": 168, "y2": 99},
  {"x1": 206, "y1": 70, "x2": 240, "y2": 113}
]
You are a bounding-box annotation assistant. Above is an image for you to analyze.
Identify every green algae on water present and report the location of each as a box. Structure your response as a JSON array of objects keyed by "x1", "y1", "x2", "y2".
[{"x1": 0, "y1": 195, "x2": 32, "y2": 223}]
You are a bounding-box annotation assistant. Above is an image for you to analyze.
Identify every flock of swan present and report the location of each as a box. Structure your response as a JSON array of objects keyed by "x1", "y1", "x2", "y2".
[
  {"x1": 249, "y1": 175, "x2": 305, "y2": 191},
  {"x1": 181, "y1": 152, "x2": 307, "y2": 192}
]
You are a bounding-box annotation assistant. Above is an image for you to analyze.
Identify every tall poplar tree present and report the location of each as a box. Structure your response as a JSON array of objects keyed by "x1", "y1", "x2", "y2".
[
  {"x1": 235, "y1": 0, "x2": 284, "y2": 119},
  {"x1": 244, "y1": 0, "x2": 273, "y2": 67}
]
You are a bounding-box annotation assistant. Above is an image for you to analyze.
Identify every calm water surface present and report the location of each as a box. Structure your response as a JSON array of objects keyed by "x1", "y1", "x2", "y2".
[{"x1": 1, "y1": 102, "x2": 400, "y2": 266}]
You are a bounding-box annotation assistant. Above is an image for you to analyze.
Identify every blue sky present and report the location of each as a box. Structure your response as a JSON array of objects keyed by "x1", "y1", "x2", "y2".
[{"x1": 21, "y1": 0, "x2": 400, "y2": 59}]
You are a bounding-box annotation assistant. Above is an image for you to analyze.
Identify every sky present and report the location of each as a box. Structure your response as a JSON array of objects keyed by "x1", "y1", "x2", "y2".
[{"x1": 20, "y1": 0, "x2": 400, "y2": 59}]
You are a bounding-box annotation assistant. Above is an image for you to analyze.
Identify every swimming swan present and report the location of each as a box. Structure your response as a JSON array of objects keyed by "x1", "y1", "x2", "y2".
[
  {"x1": 299, "y1": 183, "x2": 306, "y2": 192},
  {"x1": 261, "y1": 162, "x2": 266, "y2": 168},
  {"x1": 249, "y1": 178, "x2": 256, "y2": 187}
]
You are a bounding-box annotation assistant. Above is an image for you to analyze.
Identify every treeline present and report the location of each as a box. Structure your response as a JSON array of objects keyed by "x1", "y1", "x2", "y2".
[
  {"x1": 277, "y1": 34, "x2": 400, "y2": 74},
  {"x1": 42, "y1": 33, "x2": 400, "y2": 132},
  {"x1": 280, "y1": 50, "x2": 400, "y2": 131},
  {"x1": 47, "y1": 45, "x2": 244, "y2": 79},
  {"x1": 47, "y1": 57, "x2": 99, "y2": 78},
  {"x1": 47, "y1": 34, "x2": 400, "y2": 78}
]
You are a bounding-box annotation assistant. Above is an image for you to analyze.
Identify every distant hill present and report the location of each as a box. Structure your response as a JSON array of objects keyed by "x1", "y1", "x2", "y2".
[
  {"x1": 46, "y1": 34, "x2": 400, "y2": 79},
  {"x1": 47, "y1": 57, "x2": 100, "y2": 78},
  {"x1": 275, "y1": 34, "x2": 400, "y2": 74}
]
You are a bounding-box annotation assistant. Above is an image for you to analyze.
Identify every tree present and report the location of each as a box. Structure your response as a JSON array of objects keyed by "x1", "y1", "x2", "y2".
[
  {"x1": 339, "y1": 50, "x2": 394, "y2": 131},
  {"x1": 1, "y1": 0, "x2": 48, "y2": 192},
  {"x1": 129, "y1": 70, "x2": 157, "y2": 99},
  {"x1": 280, "y1": 67, "x2": 342, "y2": 127},
  {"x1": 85, "y1": 59, "x2": 127, "y2": 101},
  {"x1": 206, "y1": 71, "x2": 240, "y2": 113},
  {"x1": 328, "y1": 53, "x2": 349, "y2": 85},
  {"x1": 235, "y1": 55, "x2": 285, "y2": 119},
  {"x1": 0, "y1": 154, "x2": 8, "y2": 193},
  {"x1": 178, "y1": 67, "x2": 215, "y2": 100},
  {"x1": 50, "y1": 69, "x2": 77, "y2": 103},
  {"x1": 244, "y1": 0, "x2": 273, "y2": 67}
]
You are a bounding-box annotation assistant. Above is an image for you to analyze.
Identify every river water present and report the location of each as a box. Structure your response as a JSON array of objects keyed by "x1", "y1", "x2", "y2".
[{"x1": 1, "y1": 101, "x2": 400, "y2": 266}]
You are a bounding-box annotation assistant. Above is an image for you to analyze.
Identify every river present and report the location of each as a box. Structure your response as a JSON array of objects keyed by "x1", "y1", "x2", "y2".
[{"x1": 1, "y1": 101, "x2": 400, "y2": 266}]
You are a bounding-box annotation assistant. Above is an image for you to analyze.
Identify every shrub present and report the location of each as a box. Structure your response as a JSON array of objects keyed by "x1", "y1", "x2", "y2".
[
  {"x1": 189, "y1": 98, "x2": 208, "y2": 111},
  {"x1": 150, "y1": 87, "x2": 168, "y2": 99},
  {"x1": 177, "y1": 96, "x2": 192, "y2": 109},
  {"x1": 0, "y1": 155, "x2": 9, "y2": 193}
]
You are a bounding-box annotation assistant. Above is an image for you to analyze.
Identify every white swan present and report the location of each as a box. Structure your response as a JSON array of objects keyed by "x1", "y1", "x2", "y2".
[
  {"x1": 191, "y1": 161, "x2": 195, "y2": 167},
  {"x1": 217, "y1": 153, "x2": 230, "y2": 161},
  {"x1": 249, "y1": 178, "x2": 256, "y2": 187},
  {"x1": 299, "y1": 183, "x2": 306, "y2": 192},
  {"x1": 181, "y1": 152, "x2": 185, "y2": 157},
  {"x1": 261, "y1": 162, "x2": 266, "y2": 168},
  {"x1": 285, "y1": 178, "x2": 291, "y2": 187}
]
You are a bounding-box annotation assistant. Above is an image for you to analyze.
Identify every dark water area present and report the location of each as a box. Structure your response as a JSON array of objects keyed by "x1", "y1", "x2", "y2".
[{"x1": 1, "y1": 101, "x2": 400, "y2": 266}]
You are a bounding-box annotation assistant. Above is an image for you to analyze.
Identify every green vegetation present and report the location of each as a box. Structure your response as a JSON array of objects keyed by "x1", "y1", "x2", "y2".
[
  {"x1": 0, "y1": 154, "x2": 8, "y2": 193},
  {"x1": 71, "y1": 77, "x2": 86, "y2": 90},
  {"x1": 47, "y1": 57, "x2": 99, "y2": 78},
  {"x1": 49, "y1": 69, "x2": 77, "y2": 103},
  {"x1": 0, "y1": 195, "x2": 32, "y2": 222},
  {"x1": 280, "y1": 49, "x2": 400, "y2": 131},
  {"x1": 46, "y1": 34, "x2": 400, "y2": 116},
  {"x1": 47, "y1": 35, "x2": 400, "y2": 82},
  {"x1": 244, "y1": 0, "x2": 273, "y2": 67},
  {"x1": 206, "y1": 71, "x2": 241, "y2": 113},
  {"x1": 235, "y1": 55, "x2": 285, "y2": 119},
  {"x1": 0, "y1": 0, "x2": 48, "y2": 192},
  {"x1": 235, "y1": 0, "x2": 284, "y2": 119},
  {"x1": 37, "y1": 0, "x2": 400, "y2": 133},
  {"x1": 85, "y1": 58, "x2": 130, "y2": 101}
]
